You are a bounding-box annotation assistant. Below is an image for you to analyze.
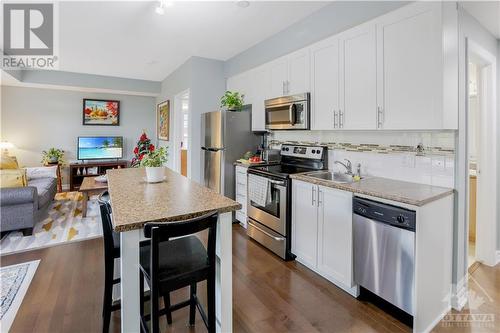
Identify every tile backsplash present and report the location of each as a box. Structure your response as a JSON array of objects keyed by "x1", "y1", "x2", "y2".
[{"x1": 268, "y1": 130, "x2": 456, "y2": 188}]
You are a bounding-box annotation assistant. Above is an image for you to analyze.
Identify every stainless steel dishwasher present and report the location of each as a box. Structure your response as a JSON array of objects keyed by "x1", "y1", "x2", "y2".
[{"x1": 353, "y1": 197, "x2": 416, "y2": 315}]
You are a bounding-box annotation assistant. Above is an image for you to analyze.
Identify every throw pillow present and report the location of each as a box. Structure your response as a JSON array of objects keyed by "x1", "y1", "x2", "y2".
[
  {"x1": 0, "y1": 154, "x2": 19, "y2": 170},
  {"x1": 0, "y1": 169, "x2": 27, "y2": 188},
  {"x1": 25, "y1": 166, "x2": 58, "y2": 180}
]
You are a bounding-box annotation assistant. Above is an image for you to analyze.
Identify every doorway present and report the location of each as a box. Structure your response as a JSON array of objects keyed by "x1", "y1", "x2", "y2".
[
  {"x1": 467, "y1": 61, "x2": 479, "y2": 271},
  {"x1": 466, "y1": 40, "x2": 497, "y2": 269},
  {"x1": 173, "y1": 89, "x2": 190, "y2": 178}
]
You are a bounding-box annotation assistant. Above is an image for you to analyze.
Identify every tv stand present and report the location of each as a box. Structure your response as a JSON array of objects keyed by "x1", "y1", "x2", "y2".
[{"x1": 69, "y1": 160, "x2": 128, "y2": 191}]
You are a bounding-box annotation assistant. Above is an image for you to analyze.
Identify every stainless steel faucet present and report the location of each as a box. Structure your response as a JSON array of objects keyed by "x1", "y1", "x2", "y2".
[{"x1": 334, "y1": 159, "x2": 353, "y2": 175}]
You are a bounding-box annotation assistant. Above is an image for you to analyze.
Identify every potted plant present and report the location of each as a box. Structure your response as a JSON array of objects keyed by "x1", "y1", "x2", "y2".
[
  {"x1": 140, "y1": 147, "x2": 168, "y2": 183},
  {"x1": 41, "y1": 148, "x2": 65, "y2": 165},
  {"x1": 220, "y1": 91, "x2": 245, "y2": 111}
]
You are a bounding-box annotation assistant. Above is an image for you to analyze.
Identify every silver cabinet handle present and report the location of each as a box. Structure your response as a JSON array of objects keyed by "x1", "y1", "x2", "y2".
[
  {"x1": 248, "y1": 221, "x2": 284, "y2": 241},
  {"x1": 312, "y1": 186, "x2": 316, "y2": 206},
  {"x1": 339, "y1": 110, "x2": 344, "y2": 128},
  {"x1": 317, "y1": 189, "x2": 322, "y2": 207},
  {"x1": 333, "y1": 111, "x2": 338, "y2": 128},
  {"x1": 377, "y1": 106, "x2": 383, "y2": 128}
]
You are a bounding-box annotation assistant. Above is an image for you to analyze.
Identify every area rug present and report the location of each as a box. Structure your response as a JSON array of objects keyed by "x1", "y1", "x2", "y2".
[
  {"x1": 0, "y1": 192, "x2": 102, "y2": 256},
  {"x1": 0, "y1": 260, "x2": 40, "y2": 332}
]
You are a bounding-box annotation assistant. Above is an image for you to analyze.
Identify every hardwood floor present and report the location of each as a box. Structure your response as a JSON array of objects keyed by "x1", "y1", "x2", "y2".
[{"x1": 2, "y1": 225, "x2": 500, "y2": 332}]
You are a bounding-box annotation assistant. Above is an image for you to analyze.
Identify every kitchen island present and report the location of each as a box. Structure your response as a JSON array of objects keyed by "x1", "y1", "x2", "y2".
[{"x1": 107, "y1": 167, "x2": 241, "y2": 333}]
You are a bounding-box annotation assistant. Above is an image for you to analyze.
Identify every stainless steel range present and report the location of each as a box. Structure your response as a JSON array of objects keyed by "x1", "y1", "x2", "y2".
[{"x1": 247, "y1": 144, "x2": 327, "y2": 260}]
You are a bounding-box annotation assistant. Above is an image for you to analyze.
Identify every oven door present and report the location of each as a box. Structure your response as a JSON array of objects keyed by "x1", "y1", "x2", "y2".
[
  {"x1": 265, "y1": 101, "x2": 309, "y2": 130},
  {"x1": 247, "y1": 176, "x2": 287, "y2": 235}
]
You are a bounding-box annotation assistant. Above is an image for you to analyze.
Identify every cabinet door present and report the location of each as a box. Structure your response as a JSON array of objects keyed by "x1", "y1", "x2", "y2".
[
  {"x1": 317, "y1": 186, "x2": 353, "y2": 287},
  {"x1": 292, "y1": 180, "x2": 318, "y2": 268},
  {"x1": 377, "y1": 2, "x2": 442, "y2": 129},
  {"x1": 340, "y1": 24, "x2": 377, "y2": 130},
  {"x1": 227, "y1": 71, "x2": 253, "y2": 105},
  {"x1": 250, "y1": 66, "x2": 270, "y2": 131},
  {"x1": 310, "y1": 36, "x2": 340, "y2": 130},
  {"x1": 268, "y1": 58, "x2": 288, "y2": 98},
  {"x1": 287, "y1": 48, "x2": 310, "y2": 95}
]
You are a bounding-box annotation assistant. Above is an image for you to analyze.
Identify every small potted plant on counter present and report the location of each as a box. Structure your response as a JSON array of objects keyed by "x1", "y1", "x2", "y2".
[
  {"x1": 140, "y1": 146, "x2": 168, "y2": 183},
  {"x1": 41, "y1": 148, "x2": 65, "y2": 165},
  {"x1": 220, "y1": 91, "x2": 244, "y2": 111}
]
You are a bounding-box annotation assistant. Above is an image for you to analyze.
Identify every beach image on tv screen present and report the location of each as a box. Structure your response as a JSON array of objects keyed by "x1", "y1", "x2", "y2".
[{"x1": 78, "y1": 137, "x2": 123, "y2": 159}]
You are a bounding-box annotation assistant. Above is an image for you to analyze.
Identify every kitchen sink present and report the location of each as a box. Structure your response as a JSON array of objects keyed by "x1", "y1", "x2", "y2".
[{"x1": 303, "y1": 171, "x2": 360, "y2": 184}]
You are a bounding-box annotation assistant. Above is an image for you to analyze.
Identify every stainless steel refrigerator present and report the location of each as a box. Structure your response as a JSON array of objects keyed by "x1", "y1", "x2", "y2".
[{"x1": 201, "y1": 108, "x2": 261, "y2": 199}]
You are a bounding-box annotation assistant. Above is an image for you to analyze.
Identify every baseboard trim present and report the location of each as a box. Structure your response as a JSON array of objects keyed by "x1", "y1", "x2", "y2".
[
  {"x1": 451, "y1": 276, "x2": 468, "y2": 310},
  {"x1": 420, "y1": 305, "x2": 451, "y2": 333}
]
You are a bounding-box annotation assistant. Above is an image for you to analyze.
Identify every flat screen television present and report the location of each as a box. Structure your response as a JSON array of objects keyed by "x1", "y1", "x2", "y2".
[{"x1": 77, "y1": 136, "x2": 123, "y2": 160}]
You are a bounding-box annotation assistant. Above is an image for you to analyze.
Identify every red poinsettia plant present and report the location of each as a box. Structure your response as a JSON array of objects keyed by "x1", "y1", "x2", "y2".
[{"x1": 131, "y1": 131, "x2": 155, "y2": 167}]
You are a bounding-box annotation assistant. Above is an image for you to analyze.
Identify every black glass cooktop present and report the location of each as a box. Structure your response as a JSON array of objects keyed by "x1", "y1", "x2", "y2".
[{"x1": 249, "y1": 164, "x2": 312, "y2": 179}]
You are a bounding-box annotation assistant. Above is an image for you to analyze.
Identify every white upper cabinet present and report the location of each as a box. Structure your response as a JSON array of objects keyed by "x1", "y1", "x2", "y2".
[
  {"x1": 292, "y1": 180, "x2": 318, "y2": 268},
  {"x1": 287, "y1": 49, "x2": 310, "y2": 95},
  {"x1": 226, "y1": 2, "x2": 457, "y2": 131},
  {"x1": 376, "y1": 2, "x2": 443, "y2": 130},
  {"x1": 269, "y1": 58, "x2": 288, "y2": 98},
  {"x1": 339, "y1": 23, "x2": 377, "y2": 130},
  {"x1": 250, "y1": 66, "x2": 271, "y2": 131},
  {"x1": 317, "y1": 186, "x2": 353, "y2": 287},
  {"x1": 310, "y1": 36, "x2": 340, "y2": 130},
  {"x1": 226, "y1": 71, "x2": 253, "y2": 106}
]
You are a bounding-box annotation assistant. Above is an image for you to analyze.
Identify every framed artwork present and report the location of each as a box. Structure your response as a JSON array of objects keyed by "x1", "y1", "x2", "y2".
[
  {"x1": 83, "y1": 99, "x2": 120, "y2": 126},
  {"x1": 157, "y1": 100, "x2": 170, "y2": 141}
]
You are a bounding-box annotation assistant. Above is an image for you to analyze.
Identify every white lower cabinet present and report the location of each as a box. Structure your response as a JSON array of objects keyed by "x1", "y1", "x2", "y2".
[
  {"x1": 317, "y1": 186, "x2": 353, "y2": 288},
  {"x1": 292, "y1": 180, "x2": 357, "y2": 295},
  {"x1": 235, "y1": 165, "x2": 248, "y2": 228},
  {"x1": 291, "y1": 180, "x2": 318, "y2": 268}
]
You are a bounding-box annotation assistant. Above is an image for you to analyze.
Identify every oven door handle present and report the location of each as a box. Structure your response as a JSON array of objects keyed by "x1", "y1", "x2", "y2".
[
  {"x1": 268, "y1": 179, "x2": 286, "y2": 187},
  {"x1": 248, "y1": 221, "x2": 285, "y2": 241}
]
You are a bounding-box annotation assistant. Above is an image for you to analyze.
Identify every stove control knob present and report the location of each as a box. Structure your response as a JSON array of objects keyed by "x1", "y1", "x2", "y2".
[
  {"x1": 282, "y1": 147, "x2": 286, "y2": 151},
  {"x1": 396, "y1": 215, "x2": 405, "y2": 224},
  {"x1": 312, "y1": 149, "x2": 316, "y2": 154}
]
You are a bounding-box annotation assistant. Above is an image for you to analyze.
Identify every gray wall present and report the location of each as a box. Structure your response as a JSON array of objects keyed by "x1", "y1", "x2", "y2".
[
  {"x1": 224, "y1": 1, "x2": 406, "y2": 77},
  {"x1": 157, "y1": 56, "x2": 226, "y2": 183},
  {"x1": 1, "y1": 86, "x2": 156, "y2": 186},
  {"x1": 498, "y1": 39, "x2": 500, "y2": 251},
  {"x1": 459, "y1": 9, "x2": 498, "y2": 251},
  {"x1": 11, "y1": 70, "x2": 161, "y2": 95},
  {"x1": 453, "y1": 7, "x2": 499, "y2": 291}
]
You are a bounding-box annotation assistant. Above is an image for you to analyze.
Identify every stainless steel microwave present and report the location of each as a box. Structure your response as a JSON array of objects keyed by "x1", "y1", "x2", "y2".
[{"x1": 265, "y1": 93, "x2": 310, "y2": 130}]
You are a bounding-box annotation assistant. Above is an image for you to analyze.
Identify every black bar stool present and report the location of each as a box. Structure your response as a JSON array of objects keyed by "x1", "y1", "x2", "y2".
[
  {"x1": 139, "y1": 211, "x2": 218, "y2": 333},
  {"x1": 98, "y1": 191, "x2": 121, "y2": 333},
  {"x1": 98, "y1": 192, "x2": 152, "y2": 333}
]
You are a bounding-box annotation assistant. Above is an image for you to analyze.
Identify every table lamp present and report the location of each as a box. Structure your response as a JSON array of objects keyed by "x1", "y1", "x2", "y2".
[{"x1": 0, "y1": 141, "x2": 15, "y2": 155}]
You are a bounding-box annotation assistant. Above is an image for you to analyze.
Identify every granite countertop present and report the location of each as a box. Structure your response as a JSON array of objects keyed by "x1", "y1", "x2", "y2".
[
  {"x1": 291, "y1": 173, "x2": 454, "y2": 207},
  {"x1": 107, "y1": 167, "x2": 241, "y2": 232}
]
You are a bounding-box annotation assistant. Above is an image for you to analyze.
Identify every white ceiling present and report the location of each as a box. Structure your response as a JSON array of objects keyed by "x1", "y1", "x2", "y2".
[
  {"x1": 461, "y1": 1, "x2": 500, "y2": 39},
  {"x1": 59, "y1": 1, "x2": 327, "y2": 81}
]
